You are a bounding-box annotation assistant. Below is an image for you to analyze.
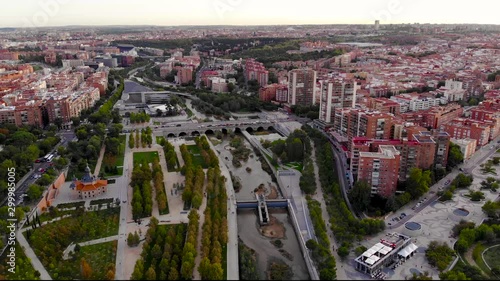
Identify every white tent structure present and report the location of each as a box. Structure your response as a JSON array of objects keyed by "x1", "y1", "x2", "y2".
[{"x1": 397, "y1": 243, "x2": 418, "y2": 259}]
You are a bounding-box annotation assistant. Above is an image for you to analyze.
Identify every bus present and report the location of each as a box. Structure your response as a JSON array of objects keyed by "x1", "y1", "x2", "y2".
[
  {"x1": 43, "y1": 154, "x2": 54, "y2": 162},
  {"x1": 46, "y1": 154, "x2": 54, "y2": 162}
]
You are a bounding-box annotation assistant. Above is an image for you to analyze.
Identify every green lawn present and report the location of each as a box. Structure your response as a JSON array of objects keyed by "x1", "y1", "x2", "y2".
[
  {"x1": 284, "y1": 161, "x2": 303, "y2": 172},
  {"x1": 133, "y1": 151, "x2": 159, "y2": 165},
  {"x1": 264, "y1": 153, "x2": 279, "y2": 169},
  {"x1": 473, "y1": 243, "x2": 491, "y2": 275},
  {"x1": 100, "y1": 135, "x2": 126, "y2": 177},
  {"x1": 483, "y1": 244, "x2": 500, "y2": 272},
  {"x1": 0, "y1": 244, "x2": 41, "y2": 280},
  {"x1": 186, "y1": 145, "x2": 208, "y2": 168},
  {"x1": 25, "y1": 208, "x2": 120, "y2": 280},
  {"x1": 62, "y1": 241, "x2": 117, "y2": 280}
]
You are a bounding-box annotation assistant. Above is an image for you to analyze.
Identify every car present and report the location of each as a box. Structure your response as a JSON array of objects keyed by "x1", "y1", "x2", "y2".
[
  {"x1": 176, "y1": 124, "x2": 181, "y2": 127},
  {"x1": 35, "y1": 159, "x2": 41, "y2": 163},
  {"x1": 38, "y1": 168, "x2": 45, "y2": 173}
]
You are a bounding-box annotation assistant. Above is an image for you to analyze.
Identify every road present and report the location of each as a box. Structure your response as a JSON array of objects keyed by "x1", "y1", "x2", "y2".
[
  {"x1": 1, "y1": 129, "x2": 75, "y2": 207},
  {"x1": 195, "y1": 59, "x2": 208, "y2": 89}
]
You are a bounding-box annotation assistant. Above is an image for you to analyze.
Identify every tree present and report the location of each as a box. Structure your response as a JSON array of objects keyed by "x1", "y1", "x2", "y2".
[
  {"x1": 54, "y1": 117, "x2": 63, "y2": 129},
  {"x1": 106, "y1": 269, "x2": 115, "y2": 280},
  {"x1": 406, "y1": 168, "x2": 431, "y2": 198},
  {"x1": 81, "y1": 258, "x2": 93, "y2": 279},
  {"x1": 129, "y1": 133, "x2": 135, "y2": 149},
  {"x1": 448, "y1": 142, "x2": 464, "y2": 169},
  {"x1": 409, "y1": 271, "x2": 433, "y2": 280},
  {"x1": 305, "y1": 239, "x2": 318, "y2": 250},
  {"x1": 145, "y1": 266, "x2": 156, "y2": 280},
  {"x1": 26, "y1": 184, "x2": 43, "y2": 201},
  {"x1": 439, "y1": 271, "x2": 469, "y2": 280},
  {"x1": 337, "y1": 246, "x2": 349, "y2": 259},
  {"x1": 425, "y1": 241, "x2": 455, "y2": 271},
  {"x1": 348, "y1": 180, "x2": 371, "y2": 211},
  {"x1": 71, "y1": 117, "x2": 81, "y2": 127}
]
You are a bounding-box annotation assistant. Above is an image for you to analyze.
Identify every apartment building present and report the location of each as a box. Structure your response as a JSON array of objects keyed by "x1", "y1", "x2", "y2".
[
  {"x1": 358, "y1": 145, "x2": 401, "y2": 198},
  {"x1": 177, "y1": 67, "x2": 193, "y2": 85},
  {"x1": 288, "y1": 68, "x2": 317, "y2": 106},
  {"x1": 451, "y1": 138, "x2": 477, "y2": 160},
  {"x1": 443, "y1": 118, "x2": 491, "y2": 147},
  {"x1": 259, "y1": 83, "x2": 288, "y2": 102},
  {"x1": 367, "y1": 97, "x2": 400, "y2": 115},
  {"x1": 319, "y1": 79, "x2": 357, "y2": 124},
  {"x1": 400, "y1": 103, "x2": 463, "y2": 129},
  {"x1": 245, "y1": 58, "x2": 268, "y2": 87}
]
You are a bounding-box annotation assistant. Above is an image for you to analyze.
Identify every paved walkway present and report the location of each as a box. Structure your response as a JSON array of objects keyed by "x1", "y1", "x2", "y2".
[
  {"x1": 310, "y1": 143, "x2": 348, "y2": 280},
  {"x1": 114, "y1": 133, "x2": 132, "y2": 280},
  {"x1": 16, "y1": 229, "x2": 52, "y2": 280},
  {"x1": 94, "y1": 145, "x2": 106, "y2": 177},
  {"x1": 63, "y1": 235, "x2": 119, "y2": 260}
]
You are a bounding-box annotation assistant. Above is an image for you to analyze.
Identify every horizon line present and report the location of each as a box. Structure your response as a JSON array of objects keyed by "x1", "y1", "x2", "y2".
[{"x1": 2, "y1": 22, "x2": 500, "y2": 29}]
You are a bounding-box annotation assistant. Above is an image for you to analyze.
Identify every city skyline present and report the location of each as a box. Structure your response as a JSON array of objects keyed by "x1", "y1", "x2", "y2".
[{"x1": 1, "y1": 0, "x2": 499, "y2": 28}]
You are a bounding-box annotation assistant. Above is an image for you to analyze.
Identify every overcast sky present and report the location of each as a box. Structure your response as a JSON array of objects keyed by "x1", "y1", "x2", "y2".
[{"x1": 1, "y1": 0, "x2": 499, "y2": 28}]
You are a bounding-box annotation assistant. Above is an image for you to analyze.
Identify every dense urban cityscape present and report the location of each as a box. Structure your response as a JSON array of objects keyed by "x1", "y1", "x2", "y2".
[{"x1": 0, "y1": 4, "x2": 500, "y2": 281}]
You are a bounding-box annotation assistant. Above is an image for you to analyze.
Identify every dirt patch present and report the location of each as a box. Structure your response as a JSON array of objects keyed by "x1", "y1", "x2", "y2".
[
  {"x1": 267, "y1": 184, "x2": 279, "y2": 199},
  {"x1": 260, "y1": 215, "x2": 285, "y2": 239},
  {"x1": 255, "y1": 183, "x2": 266, "y2": 196},
  {"x1": 254, "y1": 182, "x2": 279, "y2": 199}
]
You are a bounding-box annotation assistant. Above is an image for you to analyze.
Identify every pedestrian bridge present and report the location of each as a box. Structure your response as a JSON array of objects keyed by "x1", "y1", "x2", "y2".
[{"x1": 236, "y1": 199, "x2": 289, "y2": 209}]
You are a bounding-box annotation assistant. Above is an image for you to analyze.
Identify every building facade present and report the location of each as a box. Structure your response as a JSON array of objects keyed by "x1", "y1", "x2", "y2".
[
  {"x1": 319, "y1": 79, "x2": 357, "y2": 124},
  {"x1": 288, "y1": 68, "x2": 317, "y2": 106}
]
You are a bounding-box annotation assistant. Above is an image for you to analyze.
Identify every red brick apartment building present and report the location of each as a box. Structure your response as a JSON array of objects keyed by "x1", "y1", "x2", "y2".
[
  {"x1": 245, "y1": 59, "x2": 268, "y2": 87},
  {"x1": 443, "y1": 118, "x2": 491, "y2": 147},
  {"x1": 177, "y1": 67, "x2": 193, "y2": 85},
  {"x1": 358, "y1": 145, "x2": 401, "y2": 198},
  {"x1": 259, "y1": 84, "x2": 288, "y2": 102},
  {"x1": 400, "y1": 103, "x2": 463, "y2": 129}
]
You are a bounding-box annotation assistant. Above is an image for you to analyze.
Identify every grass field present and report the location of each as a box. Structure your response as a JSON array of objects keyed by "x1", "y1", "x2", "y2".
[
  {"x1": 133, "y1": 151, "x2": 159, "y2": 165},
  {"x1": 484, "y1": 244, "x2": 500, "y2": 272},
  {"x1": 65, "y1": 241, "x2": 117, "y2": 280},
  {"x1": 186, "y1": 145, "x2": 208, "y2": 168},
  {"x1": 100, "y1": 135, "x2": 126, "y2": 177},
  {"x1": 284, "y1": 161, "x2": 303, "y2": 172}
]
